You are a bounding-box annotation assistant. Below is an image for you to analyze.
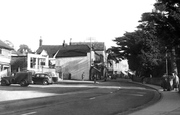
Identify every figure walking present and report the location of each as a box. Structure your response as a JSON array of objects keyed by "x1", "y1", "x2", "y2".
[{"x1": 173, "y1": 72, "x2": 179, "y2": 91}]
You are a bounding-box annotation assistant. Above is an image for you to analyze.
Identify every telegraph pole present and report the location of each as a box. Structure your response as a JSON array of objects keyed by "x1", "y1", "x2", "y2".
[
  {"x1": 86, "y1": 37, "x2": 95, "y2": 66},
  {"x1": 165, "y1": 47, "x2": 168, "y2": 75}
]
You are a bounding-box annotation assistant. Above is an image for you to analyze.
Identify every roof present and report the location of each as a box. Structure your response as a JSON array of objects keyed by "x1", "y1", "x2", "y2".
[
  {"x1": 71, "y1": 42, "x2": 106, "y2": 51},
  {"x1": 36, "y1": 45, "x2": 61, "y2": 58},
  {"x1": 55, "y1": 45, "x2": 90, "y2": 58},
  {"x1": 0, "y1": 39, "x2": 14, "y2": 50},
  {"x1": 36, "y1": 45, "x2": 90, "y2": 58}
]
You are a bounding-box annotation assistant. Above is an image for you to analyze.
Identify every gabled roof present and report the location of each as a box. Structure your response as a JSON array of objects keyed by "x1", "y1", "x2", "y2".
[
  {"x1": 55, "y1": 45, "x2": 90, "y2": 58},
  {"x1": 36, "y1": 45, "x2": 61, "y2": 58},
  {"x1": 71, "y1": 42, "x2": 106, "y2": 51},
  {"x1": 0, "y1": 39, "x2": 14, "y2": 50}
]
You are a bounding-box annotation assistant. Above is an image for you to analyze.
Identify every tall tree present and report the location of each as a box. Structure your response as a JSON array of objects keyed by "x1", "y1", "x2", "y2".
[
  {"x1": 139, "y1": 0, "x2": 180, "y2": 74},
  {"x1": 17, "y1": 44, "x2": 32, "y2": 54},
  {"x1": 111, "y1": 30, "x2": 163, "y2": 77},
  {"x1": 111, "y1": 0, "x2": 180, "y2": 77}
]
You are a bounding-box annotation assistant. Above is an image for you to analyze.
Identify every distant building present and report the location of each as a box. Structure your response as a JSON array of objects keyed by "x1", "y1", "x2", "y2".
[
  {"x1": 0, "y1": 39, "x2": 14, "y2": 78},
  {"x1": 36, "y1": 44, "x2": 91, "y2": 80},
  {"x1": 11, "y1": 53, "x2": 49, "y2": 73},
  {"x1": 11, "y1": 39, "x2": 50, "y2": 73},
  {"x1": 54, "y1": 45, "x2": 91, "y2": 80},
  {"x1": 71, "y1": 42, "x2": 107, "y2": 65},
  {"x1": 35, "y1": 40, "x2": 108, "y2": 80}
]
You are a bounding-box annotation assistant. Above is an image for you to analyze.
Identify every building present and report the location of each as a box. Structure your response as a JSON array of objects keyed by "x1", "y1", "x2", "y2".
[
  {"x1": 11, "y1": 53, "x2": 49, "y2": 73},
  {"x1": 35, "y1": 39, "x2": 108, "y2": 80},
  {"x1": 55, "y1": 45, "x2": 91, "y2": 80},
  {"x1": 0, "y1": 39, "x2": 14, "y2": 78}
]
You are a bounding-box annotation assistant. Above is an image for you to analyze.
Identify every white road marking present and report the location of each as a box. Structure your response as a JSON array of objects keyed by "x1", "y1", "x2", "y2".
[
  {"x1": 129, "y1": 94, "x2": 144, "y2": 96},
  {"x1": 21, "y1": 111, "x2": 37, "y2": 115},
  {"x1": 89, "y1": 97, "x2": 96, "y2": 100},
  {"x1": 110, "y1": 92, "x2": 113, "y2": 93}
]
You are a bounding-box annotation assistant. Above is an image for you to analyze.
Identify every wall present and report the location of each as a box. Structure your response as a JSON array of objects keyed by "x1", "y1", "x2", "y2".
[
  {"x1": 55, "y1": 56, "x2": 90, "y2": 80},
  {"x1": 0, "y1": 49, "x2": 11, "y2": 74},
  {"x1": 107, "y1": 59, "x2": 129, "y2": 74},
  {"x1": 27, "y1": 53, "x2": 49, "y2": 73},
  {"x1": 0, "y1": 49, "x2": 11, "y2": 64}
]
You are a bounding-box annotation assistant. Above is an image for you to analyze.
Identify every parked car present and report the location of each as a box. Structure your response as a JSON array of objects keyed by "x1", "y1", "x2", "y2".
[
  {"x1": 32, "y1": 73, "x2": 53, "y2": 85},
  {"x1": 1, "y1": 71, "x2": 33, "y2": 87}
]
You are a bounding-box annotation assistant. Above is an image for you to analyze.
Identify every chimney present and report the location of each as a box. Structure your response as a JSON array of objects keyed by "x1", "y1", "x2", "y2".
[
  {"x1": 63, "y1": 40, "x2": 65, "y2": 47},
  {"x1": 39, "y1": 37, "x2": 42, "y2": 47},
  {"x1": 69, "y1": 38, "x2": 72, "y2": 45}
]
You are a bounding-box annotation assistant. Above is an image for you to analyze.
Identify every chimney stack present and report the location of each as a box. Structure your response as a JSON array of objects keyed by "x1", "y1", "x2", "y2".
[
  {"x1": 39, "y1": 37, "x2": 42, "y2": 47},
  {"x1": 69, "y1": 38, "x2": 72, "y2": 45}
]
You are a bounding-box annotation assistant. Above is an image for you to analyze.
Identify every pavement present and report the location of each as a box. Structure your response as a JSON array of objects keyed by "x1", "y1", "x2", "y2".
[
  {"x1": 129, "y1": 83, "x2": 180, "y2": 115},
  {"x1": 55, "y1": 79, "x2": 97, "y2": 84}
]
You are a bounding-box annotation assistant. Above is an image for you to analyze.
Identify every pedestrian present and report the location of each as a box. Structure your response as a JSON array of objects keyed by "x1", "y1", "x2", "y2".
[
  {"x1": 162, "y1": 73, "x2": 170, "y2": 91},
  {"x1": 82, "y1": 72, "x2": 85, "y2": 81},
  {"x1": 173, "y1": 72, "x2": 179, "y2": 91},
  {"x1": 169, "y1": 74, "x2": 174, "y2": 91}
]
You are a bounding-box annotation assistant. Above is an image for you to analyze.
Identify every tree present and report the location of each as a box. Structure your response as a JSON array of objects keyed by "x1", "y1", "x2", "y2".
[
  {"x1": 110, "y1": 0, "x2": 180, "y2": 77},
  {"x1": 11, "y1": 56, "x2": 27, "y2": 72},
  {"x1": 138, "y1": 0, "x2": 180, "y2": 75},
  {"x1": 17, "y1": 44, "x2": 32, "y2": 54},
  {"x1": 111, "y1": 30, "x2": 163, "y2": 77}
]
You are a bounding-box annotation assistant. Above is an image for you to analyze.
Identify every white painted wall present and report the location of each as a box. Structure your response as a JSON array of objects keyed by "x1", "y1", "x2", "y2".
[
  {"x1": 0, "y1": 49, "x2": 11, "y2": 64},
  {"x1": 107, "y1": 59, "x2": 129, "y2": 74},
  {"x1": 27, "y1": 53, "x2": 49, "y2": 73},
  {"x1": 55, "y1": 56, "x2": 90, "y2": 80}
]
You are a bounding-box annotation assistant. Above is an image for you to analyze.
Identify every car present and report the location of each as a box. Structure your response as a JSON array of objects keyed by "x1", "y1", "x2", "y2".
[
  {"x1": 1, "y1": 71, "x2": 33, "y2": 87},
  {"x1": 32, "y1": 73, "x2": 53, "y2": 85}
]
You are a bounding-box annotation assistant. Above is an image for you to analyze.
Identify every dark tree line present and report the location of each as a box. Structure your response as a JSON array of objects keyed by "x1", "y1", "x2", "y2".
[{"x1": 109, "y1": 0, "x2": 180, "y2": 77}]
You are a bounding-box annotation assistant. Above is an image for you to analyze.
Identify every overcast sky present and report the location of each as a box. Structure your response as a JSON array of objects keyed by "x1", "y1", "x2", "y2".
[{"x1": 0, "y1": 0, "x2": 155, "y2": 51}]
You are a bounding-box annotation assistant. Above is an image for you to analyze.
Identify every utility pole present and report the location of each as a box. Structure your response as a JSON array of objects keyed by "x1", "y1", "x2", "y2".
[
  {"x1": 90, "y1": 37, "x2": 92, "y2": 66},
  {"x1": 86, "y1": 37, "x2": 95, "y2": 66},
  {"x1": 70, "y1": 38, "x2": 72, "y2": 45},
  {"x1": 166, "y1": 51, "x2": 168, "y2": 75},
  {"x1": 165, "y1": 47, "x2": 168, "y2": 75},
  {"x1": 86, "y1": 37, "x2": 95, "y2": 80}
]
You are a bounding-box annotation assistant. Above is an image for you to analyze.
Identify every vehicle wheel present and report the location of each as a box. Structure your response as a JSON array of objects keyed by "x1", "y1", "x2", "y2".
[
  {"x1": 6, "y1": 83, "x2": 11, "y2": 86},
  {"x1": 43, "y1": 80, "x2": 48, "y2": 85},
  {"x1": 25, "y1": 83, "x2": 29, "y2": 87},
  {"x1": 20, "y1": 80, "x2": 28, "y2": 87},
  {"x1": 1, "y1": 80, "x2": 7, "y2": 86}
]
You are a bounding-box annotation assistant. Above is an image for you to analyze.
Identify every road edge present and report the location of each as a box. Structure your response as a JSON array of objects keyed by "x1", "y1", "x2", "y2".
[{"x1": 117, "y1": 80, "x2": 162, "y2": 115}]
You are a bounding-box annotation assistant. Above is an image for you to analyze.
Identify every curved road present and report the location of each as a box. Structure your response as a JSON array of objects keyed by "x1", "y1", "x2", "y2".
[{"x1": 0, "y1": 79, "x2": 160, "y2": 115}]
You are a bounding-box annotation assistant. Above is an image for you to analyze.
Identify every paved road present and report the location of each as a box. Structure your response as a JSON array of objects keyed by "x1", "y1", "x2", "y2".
[{"x1": 0, "y1": 79, "x2": 160, "y2": 115}]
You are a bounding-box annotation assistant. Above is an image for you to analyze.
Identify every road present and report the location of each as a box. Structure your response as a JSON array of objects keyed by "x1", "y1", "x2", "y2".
[{"x1": 0, "y1": 79, "x2": 160, "y2": 115}]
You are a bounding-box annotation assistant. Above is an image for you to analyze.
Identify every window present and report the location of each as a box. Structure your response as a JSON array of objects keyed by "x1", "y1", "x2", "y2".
[
  {"x1": 30, "y1": 58, "x2": 36, "y2": 68},
  {"x1": 40, "y1": 74, "x2": 45, "y2": 77},
  {"x1": 36, "y1": 74, "x2": 40, "y2": 77}
]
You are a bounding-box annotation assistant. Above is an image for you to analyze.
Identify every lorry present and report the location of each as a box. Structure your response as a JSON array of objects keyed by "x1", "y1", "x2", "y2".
[{"x1": 1, "y1": 71, "x2": 33, "y2": 87}]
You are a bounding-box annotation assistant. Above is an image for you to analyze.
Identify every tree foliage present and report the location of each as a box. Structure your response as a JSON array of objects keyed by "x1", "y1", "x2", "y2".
[
  {"x1": 11, "y1": 57, "x2": 27, "y2": 72},
  {"x1": 110, "y1": 30, "x2": 163, "y2": 77},
  {"x1": 17, "y1": 44, "x2": 32, "y2": 54},
  {"x1": 110, "y1": 0, "x2": 180, "y2": 77},
  {"x1": 139, "y1": 0, "x2": 180, "y2": 48}
]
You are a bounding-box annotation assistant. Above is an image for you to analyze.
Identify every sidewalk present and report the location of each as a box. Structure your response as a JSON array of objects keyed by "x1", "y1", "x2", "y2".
[
  {"x1": 129, "y1": 84, "x2": 180, "y2": 115},
  {"x1": 55, "y1": 79, "x2": 99, "y2": 84}
]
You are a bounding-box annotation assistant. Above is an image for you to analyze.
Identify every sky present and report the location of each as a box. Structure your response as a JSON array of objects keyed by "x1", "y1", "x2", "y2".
[{"x1": 0, "y1": 0, "x2": 155, "y2": 51}]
